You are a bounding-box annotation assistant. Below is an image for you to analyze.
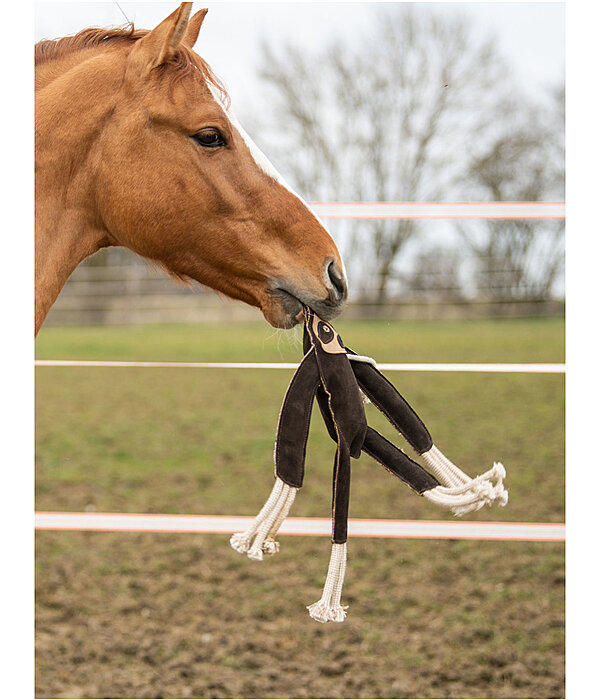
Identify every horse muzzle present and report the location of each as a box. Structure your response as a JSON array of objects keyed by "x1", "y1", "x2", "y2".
[{"x1": 266, "y1": 258, "x2": 348, "y2": 329}]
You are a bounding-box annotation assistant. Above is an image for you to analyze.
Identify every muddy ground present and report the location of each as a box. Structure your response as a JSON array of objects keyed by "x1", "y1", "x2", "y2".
[{"x1": 36, "y1": 530, "x2": 564, "y2": 699}]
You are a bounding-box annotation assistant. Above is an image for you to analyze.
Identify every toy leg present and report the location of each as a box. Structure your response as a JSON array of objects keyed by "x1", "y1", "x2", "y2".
[
  {"x1": 307, "y1": 443, "x2": 351, "y2": 623},
  {"x1": 230, "y1": 350, "x2": 320, "y2": 559}
]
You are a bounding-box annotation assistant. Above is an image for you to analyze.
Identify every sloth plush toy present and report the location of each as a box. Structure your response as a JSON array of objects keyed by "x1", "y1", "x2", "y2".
[{"x1": 230, "y1": 307, "x2": 508, "y2": 622}]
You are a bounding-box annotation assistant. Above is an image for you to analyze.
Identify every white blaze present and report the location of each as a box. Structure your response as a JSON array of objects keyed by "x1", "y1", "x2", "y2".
[{"x1": 206, "y1": 83, "x2": 340, "y2": 257}]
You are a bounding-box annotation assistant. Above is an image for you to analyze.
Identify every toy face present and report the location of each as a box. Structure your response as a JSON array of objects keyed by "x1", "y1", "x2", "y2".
[{"x1": 311, "y1": 315, "x2": 346, "y2": 354}]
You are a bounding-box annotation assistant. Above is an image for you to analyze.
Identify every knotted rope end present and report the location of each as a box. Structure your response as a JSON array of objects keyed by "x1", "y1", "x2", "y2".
[
  {"x1": 422, "y1": 448, "x2": 509, "y2": 516},
  {"x1": 307, "y1": 600, "x2": 348, "y2": 623},
  {"x1": 229, "y1": 532, "x2": 251, "y2": 554},
  {"x1": 261, "y1": 537, "x2": 280, "y2": 556}
]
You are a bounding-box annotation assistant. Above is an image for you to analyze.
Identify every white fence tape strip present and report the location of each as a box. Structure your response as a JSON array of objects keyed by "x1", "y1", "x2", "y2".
[
  {"x1": 375, "y1": 363, "x2": 565, "y2": 373},
  {"x1": 309, "y1": 201, "x2": 565, "y2": 220},
  {"x1": 35, "y1": 360, "x2": 300, "y2": 370},
  {"x1": 309, "y1": 201, "x2": 565, "y2": 219},
  {"x1": 35, "y1": 360, "x2": 565, "y2": 373},
  {"x1": 34, "y1": 512, "x2": 564, "y2": 541}
]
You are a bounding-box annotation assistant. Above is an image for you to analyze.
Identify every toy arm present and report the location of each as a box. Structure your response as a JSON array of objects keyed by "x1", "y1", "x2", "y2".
[
  {"x1": 348, "y1": 352, "x2": 508, "y2": 516},
  {"x1": 348, "y1": 352, "x2": 433, "y2": 455},
  {"x1": 362, "y1": 427, "x2": 440, "y2": 493},
  {"x1": 275, "y1": 348, "x2": 321, "y2": 488}
]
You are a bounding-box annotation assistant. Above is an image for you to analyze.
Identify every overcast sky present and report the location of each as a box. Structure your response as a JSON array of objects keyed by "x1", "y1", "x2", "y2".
[{"x1": 35, "y1": 2, "x2": 564, "y2": 112}]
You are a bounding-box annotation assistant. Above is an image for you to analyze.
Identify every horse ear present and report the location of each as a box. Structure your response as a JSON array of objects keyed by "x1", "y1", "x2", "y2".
[
  {"x1": 130, "y1": 2, "x2": 193, "y2": 72},
  {"x1": 184, "y1": 8, "x2": 208, "y2": 48}
]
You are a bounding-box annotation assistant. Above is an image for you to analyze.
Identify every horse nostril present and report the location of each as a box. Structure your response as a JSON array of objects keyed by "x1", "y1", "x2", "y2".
[{"x1": 327, "y1": 260, "x2": 347, "y2": 301}]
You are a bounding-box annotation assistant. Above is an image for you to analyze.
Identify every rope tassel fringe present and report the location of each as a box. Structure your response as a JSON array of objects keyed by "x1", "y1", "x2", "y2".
[{"x1": 307, "y1": 542, "x2": 348, "y2": 623}]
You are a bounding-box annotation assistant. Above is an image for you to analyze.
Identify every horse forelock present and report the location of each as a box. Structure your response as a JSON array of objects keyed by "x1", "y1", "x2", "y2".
[
  {"x1": 34, "y1": 24, "x2": 230, "y2": 106},
  {"x1": 157, "y1": 44, "x2": 230, "y2": 107}
]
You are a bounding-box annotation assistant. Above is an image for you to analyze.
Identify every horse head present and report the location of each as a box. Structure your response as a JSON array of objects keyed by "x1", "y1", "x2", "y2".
[{"x1": 35, "y1": 3, "x2": 347, "y2": 330}]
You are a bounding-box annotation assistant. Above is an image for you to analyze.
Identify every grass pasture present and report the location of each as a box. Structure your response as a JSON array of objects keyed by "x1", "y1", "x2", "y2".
[{"x1": 35, "y1": 318, "x2": 565, "y2": 699}]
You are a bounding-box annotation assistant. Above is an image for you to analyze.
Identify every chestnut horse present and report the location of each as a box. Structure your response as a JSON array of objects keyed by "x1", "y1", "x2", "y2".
[{"x1": 35, "y1": 3, "x2": 347, "y2": 335}]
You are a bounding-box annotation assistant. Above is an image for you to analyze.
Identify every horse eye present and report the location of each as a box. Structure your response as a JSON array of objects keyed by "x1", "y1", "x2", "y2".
[{"x1": 191, "y1": 128, "x2": 227, "y2": 149}]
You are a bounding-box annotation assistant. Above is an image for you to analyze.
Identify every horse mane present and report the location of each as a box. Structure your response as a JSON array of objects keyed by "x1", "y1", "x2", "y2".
[{"x1": 35, "y1": 24, "x2": 230, "y2": 105}]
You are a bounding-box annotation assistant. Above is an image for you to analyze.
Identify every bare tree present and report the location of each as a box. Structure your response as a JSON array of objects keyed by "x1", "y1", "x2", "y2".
[
  {"x1": 403, "y1": 245, "x2": 466, "y2": 303},
  {"x1": 458, "y1": 89, "x2": 565, "y2": 301},
  {"x1": 254, "y1": 5, "x2": 520, "y2": 302}
]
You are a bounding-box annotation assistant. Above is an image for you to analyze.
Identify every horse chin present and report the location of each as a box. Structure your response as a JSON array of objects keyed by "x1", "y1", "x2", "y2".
[
  {"x1": 262, "y1": 288, "x2": 305, "y2": 329},
  {"x1": 263, "y1": 287, "x2": 346, "y2": 329}
]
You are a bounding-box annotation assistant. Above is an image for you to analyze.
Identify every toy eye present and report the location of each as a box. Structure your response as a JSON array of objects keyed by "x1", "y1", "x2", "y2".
[{"x1": 318, "y1": 322, "x2": 334, "y2": 343}]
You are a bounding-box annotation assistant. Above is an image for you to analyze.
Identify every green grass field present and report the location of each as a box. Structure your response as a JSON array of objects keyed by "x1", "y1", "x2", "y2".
[{"x1": 35, "y1": 318, "x2": 564, "y2": 699}]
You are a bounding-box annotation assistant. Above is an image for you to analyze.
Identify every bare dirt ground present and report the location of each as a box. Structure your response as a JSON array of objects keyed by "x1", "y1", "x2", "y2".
[{"x1": 36, "y1": 529, "x2": 564, "y2": 699}]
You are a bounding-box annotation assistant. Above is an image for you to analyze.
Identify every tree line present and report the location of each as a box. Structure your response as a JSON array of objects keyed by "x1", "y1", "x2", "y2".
[{"x1": 250, "y1": 5, "x2": 564, "y2": 305}]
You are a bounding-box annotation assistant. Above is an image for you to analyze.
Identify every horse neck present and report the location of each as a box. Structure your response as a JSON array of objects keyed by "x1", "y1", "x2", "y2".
[{"x1": 35, "y1": 48, "x2": 124, "y2": 335}]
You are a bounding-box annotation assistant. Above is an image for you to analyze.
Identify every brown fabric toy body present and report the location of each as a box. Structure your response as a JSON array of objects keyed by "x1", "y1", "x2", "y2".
[{"x1": 231, "y1": 307, "x2": 508, "y2": 622}]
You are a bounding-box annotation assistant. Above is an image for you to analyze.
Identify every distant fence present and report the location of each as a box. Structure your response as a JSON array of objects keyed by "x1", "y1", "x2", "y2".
[
  {"x1": 44, "y1": 264, "x2": 253, "y2": 326},
  {"x1": 44, "y1": 202, "x2": 565, "y2": 325}
]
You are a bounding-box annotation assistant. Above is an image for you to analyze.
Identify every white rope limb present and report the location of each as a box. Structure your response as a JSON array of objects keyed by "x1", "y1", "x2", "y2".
[
  {"x1": 421, "y1": 449, "x2": 508, "y2": 516},
  {"x1": 307, "y1": 542, "x2": 348, "y2": 623},
  {"x1": 229, "y1": 477, "x2": 298, "y2": 560},
  {"x1": 229, "y1": 477, "x2": 283, "y2": 553},
  {"x1": 422, "y1": 445, "x2": 472, "y2": 487},
  {"x1": 246, "y1": 484, "x2": 291, "y2": 560},
  {"x1": 262, "y1": 487, "x2": 297, "y2": 555}
]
